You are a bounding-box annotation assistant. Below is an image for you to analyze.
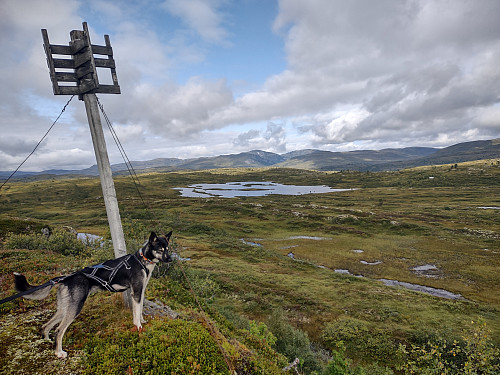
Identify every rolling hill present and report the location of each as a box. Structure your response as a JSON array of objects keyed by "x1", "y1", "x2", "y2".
[{"x1": 1, "y1": 138, "x2": 499, "y2": 180}]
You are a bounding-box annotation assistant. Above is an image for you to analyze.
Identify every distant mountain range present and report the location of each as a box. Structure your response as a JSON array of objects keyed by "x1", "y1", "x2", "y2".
[{"x1": 1, "y1": 138, "x2": 499, "y2": 180}]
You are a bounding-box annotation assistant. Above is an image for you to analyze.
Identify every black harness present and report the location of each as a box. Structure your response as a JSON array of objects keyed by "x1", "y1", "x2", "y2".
[{"x1": 81, "y1": 253, "x2": 149, "y2": 292}]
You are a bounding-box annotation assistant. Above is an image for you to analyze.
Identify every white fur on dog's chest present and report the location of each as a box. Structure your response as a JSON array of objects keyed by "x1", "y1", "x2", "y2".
[{"x1": 146, "y1": 263, "x2": 156, "y2": 273}]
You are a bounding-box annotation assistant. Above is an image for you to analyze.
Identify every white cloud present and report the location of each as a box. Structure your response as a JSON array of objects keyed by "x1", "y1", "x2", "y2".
[
  {"x1": 303, "y1": 109, "x2": 370, "y2": 146},
  {"x1": 123, "y1": 77, "x2": 234, "y2": 137},
  {"x1": 267, "y1": 0, "x2": 500, "y2": 148},
  {"x1": 1, "y1": 0, "x2": 500, "y2": 172},
  {"x1": 162, "y1": 0, "x2": 229, "y2": 44},
  {"x1": 476, "y1": 107, "x2": 500, "y2": 129},
  {"x1": 232, "y1": 122, "x2": 287, "y2": 153}
]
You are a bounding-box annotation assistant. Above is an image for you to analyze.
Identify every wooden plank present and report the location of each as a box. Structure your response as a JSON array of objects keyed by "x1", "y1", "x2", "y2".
[
  {"x1": 53, "y1": 58, "x2": 75, "y2": 69},
  {"x1": 94, "y1": 58, "x2": 116, "y2": 69},
  {"x1": 41, "y1": 29, "x2": 61, "y2": 95},
  {"x1": 70, "y1": 39, "x2": 87, "y2": 54},
  {"x1": 55, "y1": 72, "x2": 78, "y2": 82},
  {"x1": 79, "y1": 78, "x2": 98, "y2": 94},
  {"x1": 105, "y1": 35, "x2": 120, "y2": 87},
  {"x1": 49, "y1": 44, "x2": 73, "y2": 55},
  {"x1": 95, "y1": 85, "x2": 121, "y2": 94},
  {"x1": 91, "y1": 44, "x2": 112, "y2": 56},
  {"x1": 56, "y1": 86, "x2": 81, "y2": 95},
  {"x1": 76, "y1": 65, "x2": 94, "y2": 79},
  {"x1": 82, "y1": 22, "x2": 100, "y2": 89},
  {"x1": 74, "y1": 50, "x2": 92, "y2": 68}
]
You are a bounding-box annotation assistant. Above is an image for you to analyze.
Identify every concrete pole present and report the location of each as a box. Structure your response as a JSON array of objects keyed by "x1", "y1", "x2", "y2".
[{"x1": 83, "y1": 93, "x2": 131, "y2": 308}]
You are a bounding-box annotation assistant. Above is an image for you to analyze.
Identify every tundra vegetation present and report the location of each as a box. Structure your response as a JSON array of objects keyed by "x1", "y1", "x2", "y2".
[{"x1": 0, "y1": 159, "x2": 499, "y2": 374}]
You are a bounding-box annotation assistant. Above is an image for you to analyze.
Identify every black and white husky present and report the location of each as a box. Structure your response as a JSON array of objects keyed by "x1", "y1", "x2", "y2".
[{"x1": 6, "y1": 231, "x2": 172, "y2": 359}]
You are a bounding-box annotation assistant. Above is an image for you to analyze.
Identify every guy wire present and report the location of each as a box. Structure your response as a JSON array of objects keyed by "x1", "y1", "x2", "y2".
[{"x1": 0, "y1": 95, "x2": 75, "y2": 191}]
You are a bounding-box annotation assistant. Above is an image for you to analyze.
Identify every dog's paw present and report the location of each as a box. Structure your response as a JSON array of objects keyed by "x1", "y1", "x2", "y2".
[
  {"x1": 55, "y1": 350, "x2": 68, "y2": 359},
  {"x1": 130, "y1": 325, "x2": 144, "y2": 333}
]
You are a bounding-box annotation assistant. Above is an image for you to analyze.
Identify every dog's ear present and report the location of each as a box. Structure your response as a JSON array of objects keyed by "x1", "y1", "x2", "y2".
[
  {"x1": 165, "y1": 231, "x2": 172, "y2": 242},
  {"x1": 149, "y1": 232, "x2": 157, "y2": 244}
]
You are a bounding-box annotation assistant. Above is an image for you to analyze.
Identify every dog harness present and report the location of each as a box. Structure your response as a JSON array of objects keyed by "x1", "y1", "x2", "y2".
[{"x1": 81, "y1": 253, "x2": 148, "y2": 293}]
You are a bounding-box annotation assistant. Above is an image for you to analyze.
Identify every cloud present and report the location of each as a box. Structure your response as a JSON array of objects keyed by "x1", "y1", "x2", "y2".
[
  {"x1": 26, "y1": 148, "x2": 94, "y2": 171},
  {"x1": 234, "y1": 129, "x2": 260, "y2": 147},
  {"x1": 268, "y1": 0, "x2": 500, "y2": 147},
  {"x1": 302, "y1": 109, "x2": 370, "y2": 145},
  {"x1": 162, "y1": 0, "x2": 229, "y2": 44},
  {"x1": 0, "y1": 138, "x2": 38, "y2": 157},
  {"x1": 232, "y1": 122, "x2": 287, "y2": 153},
  {"x1": 264, "y1": 122, "x2": 287, "y2": 152},
  {"x1": 1, "y1": 0, "x2": 500, "y2": 172},
  {"x1": 120, "y1": 77, "x2": 234, "y2": 137},
  {"x1": 476, "y1": 106, "x2": 500, "y2": 129}
]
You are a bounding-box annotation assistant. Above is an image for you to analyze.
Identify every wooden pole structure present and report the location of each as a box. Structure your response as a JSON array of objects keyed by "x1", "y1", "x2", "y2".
[
  {"x1": 42, "y1": 22, "x2": 131, "y2": 308},
  {"x1": 83, "y1": 93, "x2": 127, "y2": 259}
]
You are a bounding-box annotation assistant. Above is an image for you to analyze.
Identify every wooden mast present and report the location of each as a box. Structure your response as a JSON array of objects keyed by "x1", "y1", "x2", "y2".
[{"x1": 42, "y1": 22, "x2": 130, "y2": 308}]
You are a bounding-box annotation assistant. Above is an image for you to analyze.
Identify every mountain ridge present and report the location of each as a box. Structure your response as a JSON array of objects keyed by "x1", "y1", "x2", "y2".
[{"x1": 1, "y1": 138, "x2": 499, "y2": 180}]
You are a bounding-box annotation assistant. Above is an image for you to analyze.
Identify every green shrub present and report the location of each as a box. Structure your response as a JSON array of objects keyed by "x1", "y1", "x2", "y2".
[
  {"x1": 249, "y1": 320, "x2": 277, "y2": 347},
  {"x1": 4, "y1": 228, "x2": 86, "y2": 255},
  {"x1": 84, "y1": 318, "x2": 230, "y2": 374},
  {"x1": 164, "y1": 262, "x2": 221, "y2": 303},
  {"x1": 0, "y1": 217, "x2": 46, "y2": 238},
  {"x1": 267, "y1": 309, "x2": 322, "y2": 374},
  {"x1": 323, "y1": 345, "x2": 361, "y2": 375},
  {"x1": 396, "y1": 320, "x2": 500, "y2": 374},
  {"x1": 320, "y1": 343, "x2": 393, "y2": 375},
  {"x1": 321, "y1": 317, "x2": 396, "y2": 364}
]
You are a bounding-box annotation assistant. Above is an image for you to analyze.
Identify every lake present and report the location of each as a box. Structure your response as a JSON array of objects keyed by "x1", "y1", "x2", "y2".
[{"x1": 174, "y1": 181, "x2": 353, "y2": 198}]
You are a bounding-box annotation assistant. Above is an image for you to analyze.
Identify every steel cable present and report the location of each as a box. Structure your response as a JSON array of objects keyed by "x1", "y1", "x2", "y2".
[{"x1": 0, "y1": 95, "x2": 75, "y2": 191}]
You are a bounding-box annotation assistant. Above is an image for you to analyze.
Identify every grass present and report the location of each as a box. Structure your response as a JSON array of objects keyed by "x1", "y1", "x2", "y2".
[{"x1": 0, "y1": 160, "x2": 499, "y2": 373}]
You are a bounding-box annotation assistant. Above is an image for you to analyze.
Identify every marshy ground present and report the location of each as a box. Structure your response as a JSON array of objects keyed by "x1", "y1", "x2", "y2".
[{"x1": 0, "y1": 160, "x2": 499, "y2": 373}]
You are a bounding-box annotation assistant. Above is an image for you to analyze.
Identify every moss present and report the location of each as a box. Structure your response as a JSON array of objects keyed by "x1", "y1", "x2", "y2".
[{"x1": 0, "y1": 309, "x2": 85, "y2": 375}]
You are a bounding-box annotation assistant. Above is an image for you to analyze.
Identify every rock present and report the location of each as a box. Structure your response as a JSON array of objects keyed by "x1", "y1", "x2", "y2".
[{"x1": 143, "y1": 299, "x2": 178, "y2": 319}]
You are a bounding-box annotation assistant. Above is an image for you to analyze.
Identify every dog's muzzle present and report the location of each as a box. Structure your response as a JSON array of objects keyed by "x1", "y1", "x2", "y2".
[{"x1": 162, "y1": 251, "x2": 172, "y2": 263}]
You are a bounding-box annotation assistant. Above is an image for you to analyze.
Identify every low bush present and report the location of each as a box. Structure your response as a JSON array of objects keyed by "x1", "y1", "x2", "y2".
[
  {"x1": 84, "y1": 318, "x2": 230, "y2": 375},
  {"x1": 4, "y1": 228, "x2": 87, "y2": 256},
  {"x1": 321, "y1": 344, "x2": 393, "y2": 375},
  {"x1": 0, "y1": 217, "x2": 46, "y2": 238},
  {"x1": 396, "y1": 320, "x2": 500, "y2": 374},
  {"x1": 249, "y1": 320, "x2": 277, "y2": 347},
  {"x1": 321, "y1": 317, "x2": 396, "y2": 364},
  {"x1": 267, "y1": 308, "x2": 322, "y2": 374}
]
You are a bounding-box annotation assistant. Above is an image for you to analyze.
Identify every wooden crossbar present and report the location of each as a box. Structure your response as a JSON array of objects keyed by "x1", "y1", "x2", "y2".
[{"x1": 42, "y1": 22, "x2": 120, "y2": 97}]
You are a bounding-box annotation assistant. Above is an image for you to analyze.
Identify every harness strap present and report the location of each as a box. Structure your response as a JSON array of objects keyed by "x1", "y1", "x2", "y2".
[
  {"x1": 132, "y1": 252, "x2": 150, "y2": 275},
  {"x1": 84, "y1": 267, "x2": 120, "y2": 292},
  {"x1": 82, "y1": 255, "x2": 135, "y2": 292}
]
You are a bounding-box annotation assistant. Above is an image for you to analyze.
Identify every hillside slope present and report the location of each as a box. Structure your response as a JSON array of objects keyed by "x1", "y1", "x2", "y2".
[
  {"x1": 1, "y1": 139, "x2": 499, "y2": 179},
  {"x1": 369, "y1": 138, "x2": 500, "y2": 171}
]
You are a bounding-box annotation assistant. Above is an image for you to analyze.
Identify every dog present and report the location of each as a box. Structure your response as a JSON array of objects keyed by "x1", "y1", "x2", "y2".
[{"x1": 9, "y1": 231, "x2": 172, "y2": 359}]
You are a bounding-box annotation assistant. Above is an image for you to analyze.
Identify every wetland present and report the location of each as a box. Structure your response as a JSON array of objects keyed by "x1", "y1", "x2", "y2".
[{"x1": 1, "y1": 160, "x2": 499, "y2": 373}]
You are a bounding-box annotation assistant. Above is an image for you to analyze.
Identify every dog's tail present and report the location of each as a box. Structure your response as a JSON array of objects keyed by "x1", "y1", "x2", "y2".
[
  {"x1": 0, "y1": 273, "x2": 65, "y2": 305},
  {"x1": 14, "y1": 272, "x2": 61, "y2": 300}
]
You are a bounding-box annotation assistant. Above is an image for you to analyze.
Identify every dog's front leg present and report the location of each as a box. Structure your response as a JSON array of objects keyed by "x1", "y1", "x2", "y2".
[
  {"x1": 139, "y1": 272, "x2": 153, "y2": 324},
  {"x1": 130, "y1": 285, "x2": 144, "y2": 331},
  {"x1": 131, "y1": 297, "x2": 143, "y2": 331}
]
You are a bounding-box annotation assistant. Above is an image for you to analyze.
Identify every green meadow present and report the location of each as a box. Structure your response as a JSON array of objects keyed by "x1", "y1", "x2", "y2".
[{"x1": 0, "y1": 160, "x2": 499, "y2": 374}]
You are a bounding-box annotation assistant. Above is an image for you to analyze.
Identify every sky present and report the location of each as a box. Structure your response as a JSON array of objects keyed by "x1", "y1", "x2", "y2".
[{"x1": 1, "y1": 0, "x2": 500, "y2": 172}]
